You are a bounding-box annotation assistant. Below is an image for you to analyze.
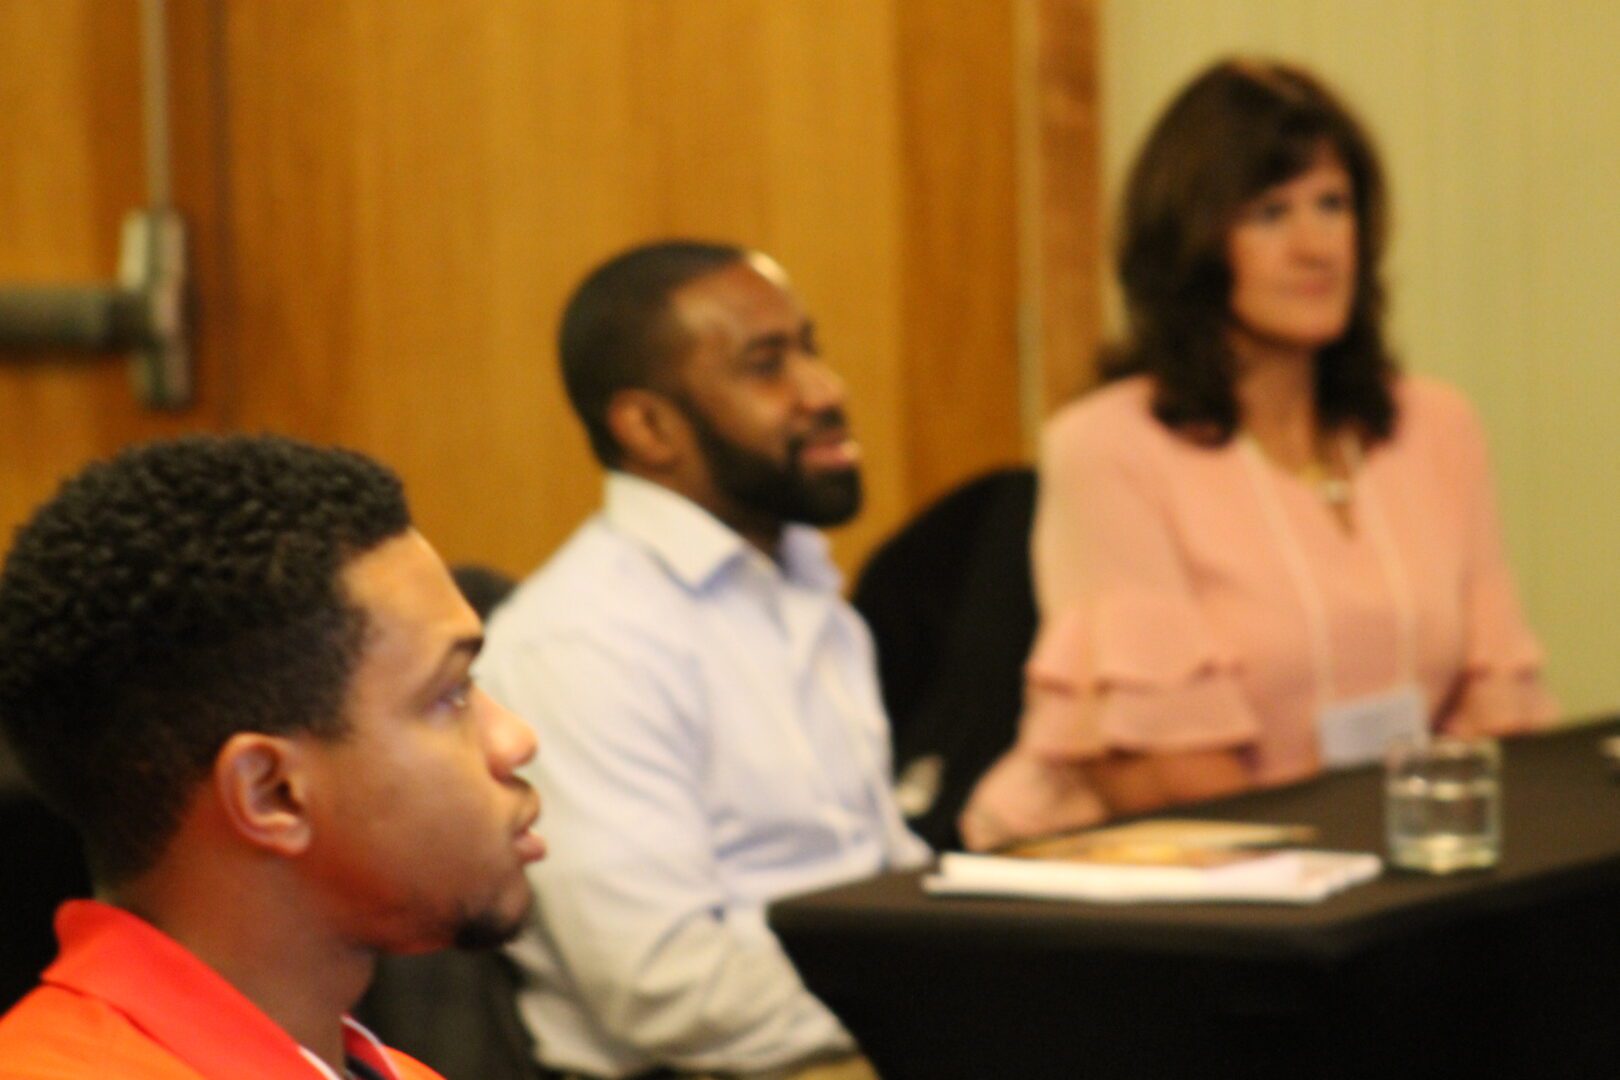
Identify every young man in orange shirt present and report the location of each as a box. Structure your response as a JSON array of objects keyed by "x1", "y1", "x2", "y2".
[{"x1": 0, "y1": 435, "x2": 546, "y2": 1079}]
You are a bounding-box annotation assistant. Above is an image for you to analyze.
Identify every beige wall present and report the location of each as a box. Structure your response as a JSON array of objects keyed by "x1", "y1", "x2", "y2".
[{"x1": 1103, "y1": 0, "x2": 1620, "y2": 719}]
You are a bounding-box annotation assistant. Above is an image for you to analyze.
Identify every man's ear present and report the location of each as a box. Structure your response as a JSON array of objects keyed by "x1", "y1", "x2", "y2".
[
  {"x1": 212, "y1": 732, "x2": 315, "y2": 858},
  {"x1": 606, "y1": 388, "x2": 687, "y2": 470}
]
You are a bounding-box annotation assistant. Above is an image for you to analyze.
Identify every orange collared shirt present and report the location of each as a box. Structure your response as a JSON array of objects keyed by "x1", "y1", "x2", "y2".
[{"x1": 0, "y1": 900, "x2": 443, "y2": 1080}]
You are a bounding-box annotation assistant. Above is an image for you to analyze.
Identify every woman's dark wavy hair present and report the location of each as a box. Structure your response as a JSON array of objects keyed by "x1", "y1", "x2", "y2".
[
  {"x1": 1103, "y1": 58, "x2": 1398, "y2": 444},
  {"x1": 0, "y1": 434, "x2": 410, "y2": 886}
]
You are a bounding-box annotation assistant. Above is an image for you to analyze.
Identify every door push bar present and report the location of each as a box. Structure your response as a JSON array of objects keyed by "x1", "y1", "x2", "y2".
[{"x1": 0, "y1": 208, "x2": 190, "y2": 409}]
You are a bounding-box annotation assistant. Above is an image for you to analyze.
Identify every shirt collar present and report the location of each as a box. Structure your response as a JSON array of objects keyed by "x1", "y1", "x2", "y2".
[
  {"x1": 43, "y1": 899, "x2": 405, "y2": 1080},
  {"x1": 300, "y1": 1022, "x2": 402, "y2": 1080},
  {"x1": 602, "y1": 472, "x2": 842, "y2": 594}
]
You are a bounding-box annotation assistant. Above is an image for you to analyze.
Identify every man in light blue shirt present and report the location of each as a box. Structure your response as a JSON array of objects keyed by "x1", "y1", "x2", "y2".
[{"x1": 478, "y1": 242, "x2": 929, "y2": 1080}]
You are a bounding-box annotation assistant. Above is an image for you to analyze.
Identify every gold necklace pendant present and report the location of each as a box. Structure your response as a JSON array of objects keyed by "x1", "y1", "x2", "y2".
[
  {"x1": 1242, "y1": 429, "x2": 1358, "y2": 508},
  {"x1": 1318, "y1": 476, "x2": 1353, "y2": 506},
  {"x1": 1296, "y1": 451, "x2": 1352, "y2": 506}
]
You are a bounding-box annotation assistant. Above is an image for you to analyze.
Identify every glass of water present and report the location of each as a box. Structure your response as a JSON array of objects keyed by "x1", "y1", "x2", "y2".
[{"x1": 1384, "y1": 736, "x2": 1502, "y2": 873}]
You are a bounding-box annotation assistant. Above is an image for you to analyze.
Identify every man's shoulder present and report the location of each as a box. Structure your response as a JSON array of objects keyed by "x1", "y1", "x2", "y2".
[
  {"x1": 0, "y1": 984, "x2": 204, "y2": 1078},
  {"x1": 517, "y1": 518, "x2": 674, "y2": 602},
  {"x1": 0, "y1": 987, "x2": 448, "y2": 1080},
  {"x1": 488, "y1": 519, "x2": 699, "y2": 647}
]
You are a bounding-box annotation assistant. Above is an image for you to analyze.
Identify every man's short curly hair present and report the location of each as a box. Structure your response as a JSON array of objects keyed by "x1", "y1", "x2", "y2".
[
  {"x1": 559, "y1": 240, "x2": 746, "y2": 466},
  {"x1": 0, "y1": 434, "x2": 411, "y2": 886}
]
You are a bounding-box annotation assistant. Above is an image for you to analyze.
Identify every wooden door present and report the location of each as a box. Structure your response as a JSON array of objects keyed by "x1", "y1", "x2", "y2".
[{"x1": 0, "y1": 0, "x2": 1100, "y2": 578}]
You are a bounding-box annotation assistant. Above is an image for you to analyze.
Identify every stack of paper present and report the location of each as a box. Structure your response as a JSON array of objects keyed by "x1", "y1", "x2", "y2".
[{"x1": 924, "y1": 819, "x2": 1381, "y2": 905}]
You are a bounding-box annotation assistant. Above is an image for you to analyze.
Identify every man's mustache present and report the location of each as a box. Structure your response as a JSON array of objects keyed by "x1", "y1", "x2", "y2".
[{"x1": 792, "y1": 407, "x2": 851, "y2": 446}]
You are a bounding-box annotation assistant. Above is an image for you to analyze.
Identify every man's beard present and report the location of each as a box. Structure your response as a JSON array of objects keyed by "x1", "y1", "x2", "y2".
[
  {"x1": 449, "y1": 902, "x2": 531, "y2": 950},
  {"x1": 676, "y1": 398, "x2": 862, "y2": 528}
]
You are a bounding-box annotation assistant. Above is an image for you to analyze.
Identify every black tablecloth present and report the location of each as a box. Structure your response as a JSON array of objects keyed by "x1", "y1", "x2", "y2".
[{"x1": 770, "y1": 719, "x2": 1620, "y2": 1079}]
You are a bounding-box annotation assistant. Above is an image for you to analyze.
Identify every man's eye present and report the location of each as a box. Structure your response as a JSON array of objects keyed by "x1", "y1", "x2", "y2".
[
  {"x1": 747, "y1": 353, "x2": 786, "y2": 377},
  {"x1": 442, "y1": 680, "x2": 472, "y2": 711}
]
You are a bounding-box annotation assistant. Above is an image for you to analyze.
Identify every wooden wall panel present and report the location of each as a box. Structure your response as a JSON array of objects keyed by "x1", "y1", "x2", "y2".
[
  {"x1": 1027, "y1": 0, "x2": 1104, "y2": 417},
  {"x1": 0, "y1": 0, "x2": 221, "y2": 543},
  {"x1": 220, "y1": 1, "x2": 911, "y2": 575},
  {"x1": 896, "y1": 1, "x2": 1024, "y2": 507},
  {"x1": 166, "y1": 0, "x2": 234, "y2": 422},
  {"x1": 2, "y1": 0, "x2": 1105, "y2": 584}
]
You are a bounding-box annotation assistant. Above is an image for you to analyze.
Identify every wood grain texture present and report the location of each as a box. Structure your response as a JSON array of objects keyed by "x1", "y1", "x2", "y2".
[
  {"x1": 219, "y1": 1, "x2": 915, "y2": 575},
  {"x1": 1, "y1": 0, "x2": 1108, "y2": 584},
  {"x1": 0, "y1": 0, "x2": 221, "y2": 544},
  {"x1": 896, "y1": 0, "x2": 1025, "y2": 509},
  {"x1": 1029, "y1": 0, "x2": 1103, "y2": 415}
]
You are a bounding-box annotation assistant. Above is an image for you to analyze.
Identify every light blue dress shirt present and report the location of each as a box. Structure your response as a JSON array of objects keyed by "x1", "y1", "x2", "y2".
[{"x1": 477, "y1": 473, "x2": 930, "y2": 1079}]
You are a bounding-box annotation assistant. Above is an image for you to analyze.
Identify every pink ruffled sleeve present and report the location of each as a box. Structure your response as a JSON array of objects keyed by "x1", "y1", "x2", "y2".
[
  {"x1": 1017, "y1": 398, "x2": 1262, "y2": 760},
  {"x1": 960, "y1": 397, "x2": 1260, "y2": 848},
  {"x1": 1022, "y1": 590, "x2": 1260, "y2": 758}
]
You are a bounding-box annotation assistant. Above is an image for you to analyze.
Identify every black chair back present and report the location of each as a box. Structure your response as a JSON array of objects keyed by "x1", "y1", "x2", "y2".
[{"x1": 852, "y1": 467, "x2": 1038, "y2": 850}]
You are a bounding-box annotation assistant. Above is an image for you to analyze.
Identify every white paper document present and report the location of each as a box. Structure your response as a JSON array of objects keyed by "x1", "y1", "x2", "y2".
[{"x1": 925, "y1": 848, "x2": 1382, "y2": 905}]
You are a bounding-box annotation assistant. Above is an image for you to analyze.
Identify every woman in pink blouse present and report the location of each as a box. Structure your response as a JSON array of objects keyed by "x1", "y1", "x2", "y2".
[{"x1": 961, "y1": 59, "x2": 1555, "y2": 850}]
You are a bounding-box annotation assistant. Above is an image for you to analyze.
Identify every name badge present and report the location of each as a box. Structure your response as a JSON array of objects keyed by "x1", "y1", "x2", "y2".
[{"x1": 1317, "y1": 684, "x2": 1427, "y2": 769}]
